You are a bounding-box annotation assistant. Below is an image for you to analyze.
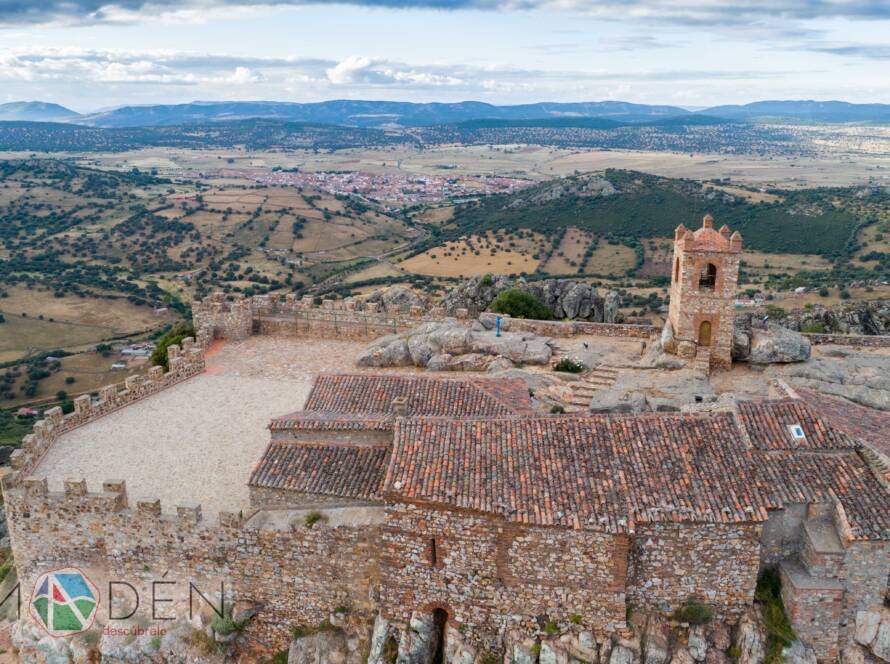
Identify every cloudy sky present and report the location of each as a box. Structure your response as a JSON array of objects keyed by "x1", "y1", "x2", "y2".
[{"x1": 1, "y1": 0, "x2": 889, "y2": 111}]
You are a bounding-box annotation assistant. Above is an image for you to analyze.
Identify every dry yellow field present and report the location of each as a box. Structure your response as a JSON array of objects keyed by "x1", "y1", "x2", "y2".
[
  {"x1": 742, "y1": 251, "x2": 833, "y2": 276},
  {"x1": 399, "y1": 231, "x2": 543, "y2": 278},
  {"x1": 541, "y1": 227, "x2": 594, "y2": 274},
  {"x1": 585, "y1": 242, "x2": 638, "y2": 276}
]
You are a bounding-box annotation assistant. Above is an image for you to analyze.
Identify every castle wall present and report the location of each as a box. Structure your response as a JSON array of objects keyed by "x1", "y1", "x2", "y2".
[
  {"x1": 627, "y1": 522, "x2": 762, "y2": 618},
  {"x1": 4, "y1": 482, "x2": 380, "y2": 651},
  {"x1": 378, "y1": 502, "x2": 628, "y2": 652},
  {"x1": 759, "y1": 504, "x2": 808, "y2": 566},
  {"x1": 803, "y1": 333, "x2": 890, "y2": 348}
]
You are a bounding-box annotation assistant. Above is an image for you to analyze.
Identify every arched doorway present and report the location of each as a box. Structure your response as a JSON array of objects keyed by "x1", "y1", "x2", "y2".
[
  {"x1": 432, "y1": 608, "x2": 448, "y2": 664},
  {"x1": 699, "y1": 320, "x2": 712, "y2": 346}
]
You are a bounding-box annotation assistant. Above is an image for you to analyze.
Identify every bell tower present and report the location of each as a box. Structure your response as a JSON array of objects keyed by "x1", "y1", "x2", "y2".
[{"x1": 664, "y1": 214, "x2": 742, "y2": 369}]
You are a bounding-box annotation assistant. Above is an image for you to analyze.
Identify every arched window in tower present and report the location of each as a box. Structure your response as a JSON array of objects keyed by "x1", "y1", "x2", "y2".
[
  {"x1": 699, "y1": 263, "x2": 717, "y2": 291},
  {"x1": 673, "y1": 257, "x2": 680, "y2": 283}
]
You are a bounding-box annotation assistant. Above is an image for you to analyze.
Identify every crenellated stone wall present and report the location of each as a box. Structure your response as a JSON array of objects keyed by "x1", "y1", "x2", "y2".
[
  {"x1": 3, "y1": 479, "x2": 382, "y2": 651},
  {"x1": 3, "y1": 339, "x2": 205, "y2": 489}
]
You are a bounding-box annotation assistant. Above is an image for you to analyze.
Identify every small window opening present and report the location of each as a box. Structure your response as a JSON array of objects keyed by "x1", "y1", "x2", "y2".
[
  {"x1": 429, "y1": 538, "x2": 438, "y2": 567},
  {"x1": 699, "y1": 263, "x2": 717, "y2": 290},
  {"x1": 789, "y1": 424, "x2": 805, "y2": 440}
]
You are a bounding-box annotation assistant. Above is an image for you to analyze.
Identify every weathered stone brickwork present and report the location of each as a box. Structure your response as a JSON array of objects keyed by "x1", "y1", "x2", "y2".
[
  {"x1": 378, "y1": 502, "x2": 628, "y2": 651},
  {"x1": 627, "y1": 523, "x2": 762, "y2": 617},
  {"x1": 4, "y1": 481, "x2": 381, "y2": 651},
  {"x1": 667, "y1": 214, "x2": 742, "y2": 369},
  {"x1": 803, "y1": 333, "x2": 890, "y2": 348}
]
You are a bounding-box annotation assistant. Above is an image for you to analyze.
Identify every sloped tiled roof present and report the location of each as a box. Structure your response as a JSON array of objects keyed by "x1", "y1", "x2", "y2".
[
  {"x1": 383, "y1": 413, "x2": 766, "y2": 532},
  {"x1": 301, "y1": 374, "x2": 533, "y2": 418},
  {"x1": 381, "y1": 406, "x2": 889, "y2": 539},
  {"x1": 793, "y1": 388, "x2": 890, "y2": 459},
  {"x1": 736, "y1": 399, "x2": 857, "y2": 451},
  {"x1": 249, "y1": 441, "x2": 389, "y2": 501}
]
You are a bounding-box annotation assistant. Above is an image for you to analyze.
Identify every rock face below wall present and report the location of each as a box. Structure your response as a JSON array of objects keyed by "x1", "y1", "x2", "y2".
[
  {"x1": 356, "y1": 319, "x2": 553, "y2": 370},
  {"x1": 441, "y1": 275, "x2": 622, "y2": 323}
]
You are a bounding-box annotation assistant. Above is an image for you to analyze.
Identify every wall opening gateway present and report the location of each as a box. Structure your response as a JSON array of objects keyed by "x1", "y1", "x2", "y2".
[{"x1": 432, "y1": 608, "x2": 448, "y2": 664}]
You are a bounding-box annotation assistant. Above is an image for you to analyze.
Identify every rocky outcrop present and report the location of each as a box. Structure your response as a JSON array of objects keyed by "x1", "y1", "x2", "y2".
[
  {"x1": 854, "y1": 608, "x2": 890, "y2": 662},
  {"x1": 363, "y1": 286, "x2": 427, "y2": 314},
  {"x1": 733, "y1": 316, "x2": 810, "y2": 364},
  {"x1": 782, "y1": 350, "x2": 890, "y2": 410},
  {"x1": 356, "y1": 319, "x2": 553, "y2": 370},
  {"x1": 588, "y1": 369, "x2": 716, "y2": 413},
  {"x1": 779, "y1": 299, "x2": 890, "y2": 336},
  {"x1": 441, "y1": 275, "x2": 623, "y2": 323}
]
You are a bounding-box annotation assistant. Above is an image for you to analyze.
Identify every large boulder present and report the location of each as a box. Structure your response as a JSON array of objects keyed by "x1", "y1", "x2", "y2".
[
  {"x1": 441, "y1": 275, "x2": 622, "y2": 323},
  {"x1": 735, "y1": 609, "x2": 766, "y2": 664},
  {"x1": 748, "y1": 322, "x2": 811, "y2": 364},
  {"x1": 364, "y1": 286, "x2": 426, "y2": 314},
  {"x1": 357, "y1": 320, "x2": 553, "y2": 370}
]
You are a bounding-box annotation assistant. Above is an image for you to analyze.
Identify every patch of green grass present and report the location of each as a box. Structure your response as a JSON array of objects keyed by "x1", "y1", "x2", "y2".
[
  {"x1": 543, "y1": 618, "x2": 559, "y2": 636},
  {"x1": 304, "y1": 510, "x2": 327, "y2": 527},
  {"x1": 672, "y1": 599, "x2": 713, "y2": 625},
  {"x1": 211, "y1": 605, "x2": 250, "y2": 636}
]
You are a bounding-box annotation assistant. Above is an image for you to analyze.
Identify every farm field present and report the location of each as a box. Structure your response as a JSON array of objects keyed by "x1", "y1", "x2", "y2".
[{"x1": 399, "y1": 231, "x2": 544, "y2": 278}]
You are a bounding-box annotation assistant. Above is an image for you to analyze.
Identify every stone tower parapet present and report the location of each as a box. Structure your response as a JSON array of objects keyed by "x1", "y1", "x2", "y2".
[{"x1": 664, "y1": 214, "x2": 742, "y2": 369}]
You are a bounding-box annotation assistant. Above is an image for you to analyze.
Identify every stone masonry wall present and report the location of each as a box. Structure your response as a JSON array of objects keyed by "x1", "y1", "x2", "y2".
[
  {"x1": 759, "y1": 505, "x2": 808, "y2": 566},
  {"x1": 379, "y1": 502, "x2": 628, "y2": 653},
  {"x1": 4, "y1": 481, "x2": 380, "y2": 651},
  {"x1": 627, "y1": 522, "x2": 762, "y2": 618},
  {"x1": 803, "y1": 333, "x2": 890, "y2": 348}
]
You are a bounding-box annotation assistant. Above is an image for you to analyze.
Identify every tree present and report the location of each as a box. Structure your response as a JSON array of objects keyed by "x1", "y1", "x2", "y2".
[
  {"x1": 150, "y1": 322, "x2": 196, "y2": 370},
  {"x1": 489, "y1": 289, "x2": 553, "y2": 320}
]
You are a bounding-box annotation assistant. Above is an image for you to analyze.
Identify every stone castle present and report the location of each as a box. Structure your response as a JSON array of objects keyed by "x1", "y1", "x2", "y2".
[{"x1": 0, "y1": 215, "x2": 888, "y2": 664}]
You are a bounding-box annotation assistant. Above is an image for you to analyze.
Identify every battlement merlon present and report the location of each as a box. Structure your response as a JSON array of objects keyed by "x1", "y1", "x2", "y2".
[{"x1": 6, "y1": 477, "x2": 241, "y2": 527}]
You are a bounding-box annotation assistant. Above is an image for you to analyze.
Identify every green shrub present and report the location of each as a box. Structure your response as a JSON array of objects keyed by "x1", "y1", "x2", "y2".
[
  {"x1": 550, "y1": 405, "x2": 565, "y2": 414},
  {"x1": 544, "y1": 618, "x2": 559, "y2": 636},
  {"x1": 726, "y1": 646, "x2": 742, "y2": 660},
  {"x1": 150, "y1": 322, "x2": 196, "y2": 370},
  {"x1": 304, "y1": 510, "x2": 327, "y2": 527},
  {"x1": 382, "y1": 635, "x2": 399, "y2": 664},
  {"x1": 818, "y1": 287, "x2": 829, "y2": 297},
  {"x1": 480, "y1": 273, "x2": 494, "y2": 288},
  {"x1": 211, "y1": 605, "x2": 249, "y2": 636},
  {"x1": 839, "y1": 289, "x2": 851, "y2": 300},
  {"x1": 672, "y1": 599, "x2": 713, "y2": 625},
  {"x1": 489, "y1": 289, "x2": 553, "y2": 320},
  {"x1": 755, "y1": 568, "x2": 795, "y2": 664},
  {"x1": 554, "y1": 358, "x2": 584, "y2": 373},
  {"x1": 569, "y1": 614, "x2": 582, "y2": 625},
  {"x1": 763, "y1": 305, "x2": 786, "y2": 320},
  {"x1": 479, "y1": 652, "x2": 501, "y2": 664},
  {"x1": 801, "y1": 322, "x2": 827, "y2": 334}
]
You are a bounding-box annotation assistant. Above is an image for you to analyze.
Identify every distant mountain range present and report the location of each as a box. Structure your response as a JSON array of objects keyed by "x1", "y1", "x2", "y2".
[
  {"x1": 3, "y1": 99, "x2": 890, "y2": 127},
  {"x1": 0, "y1": 101, "x2": 81, "y2": 122}
]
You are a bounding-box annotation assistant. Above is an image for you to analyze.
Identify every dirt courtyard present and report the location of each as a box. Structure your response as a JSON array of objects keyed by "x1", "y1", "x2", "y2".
[{"x1": 33, "y1": 336, "x2": 370, "y2": 521}]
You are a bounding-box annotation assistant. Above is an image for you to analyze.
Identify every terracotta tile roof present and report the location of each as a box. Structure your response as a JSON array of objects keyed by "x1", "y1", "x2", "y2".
[
  {"x1": 756, "y1": 452, "x2": 890, "y2": 541},
  {"x1": 736, "y1": 399, "x2": 857, "y2": 451},
  {"x1": 793, "y1": 388, "x2": 890, "y2": 458},
  {"x1": 383, "y1": 410, "x2": 889, "y2": 539},
  {"x1": 302, "y1": 374, "x2": 532, "y2": 418},
  {"x1": 249, "y1": 441, "x2": 389, "y2": 501},
  {"x1": 383, "y1": 413, "x2": 767, "y2": 532}
]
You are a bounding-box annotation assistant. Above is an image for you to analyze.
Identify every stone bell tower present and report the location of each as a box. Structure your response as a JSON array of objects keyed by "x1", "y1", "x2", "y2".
[{"x1": 664, "y1": 214, "x2": 742, "y2": 369}]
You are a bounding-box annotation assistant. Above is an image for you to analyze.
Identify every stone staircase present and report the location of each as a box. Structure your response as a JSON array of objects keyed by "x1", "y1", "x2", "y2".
[
  {"x1": 693, "y1": 346, "x2": 712, "y2": 374},
  {"x1": 561, "y1": 368, "x2": 619, "y2": 413}
]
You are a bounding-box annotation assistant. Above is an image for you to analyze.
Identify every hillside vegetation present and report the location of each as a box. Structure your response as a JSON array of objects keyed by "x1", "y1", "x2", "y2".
[{"x1": 440, "y1": 170, "x2": 878, "y2": 256}]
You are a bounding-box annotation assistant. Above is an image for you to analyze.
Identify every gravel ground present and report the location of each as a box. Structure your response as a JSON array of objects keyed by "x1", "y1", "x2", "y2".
[{"x1": 34, "y1": 337, "x2": 369, "y2": 521}]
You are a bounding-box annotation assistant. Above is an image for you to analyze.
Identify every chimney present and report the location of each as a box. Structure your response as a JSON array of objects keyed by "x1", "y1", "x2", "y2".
[{"x1": 392, "y1": 396, "x2": 409, "y2": 417}]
